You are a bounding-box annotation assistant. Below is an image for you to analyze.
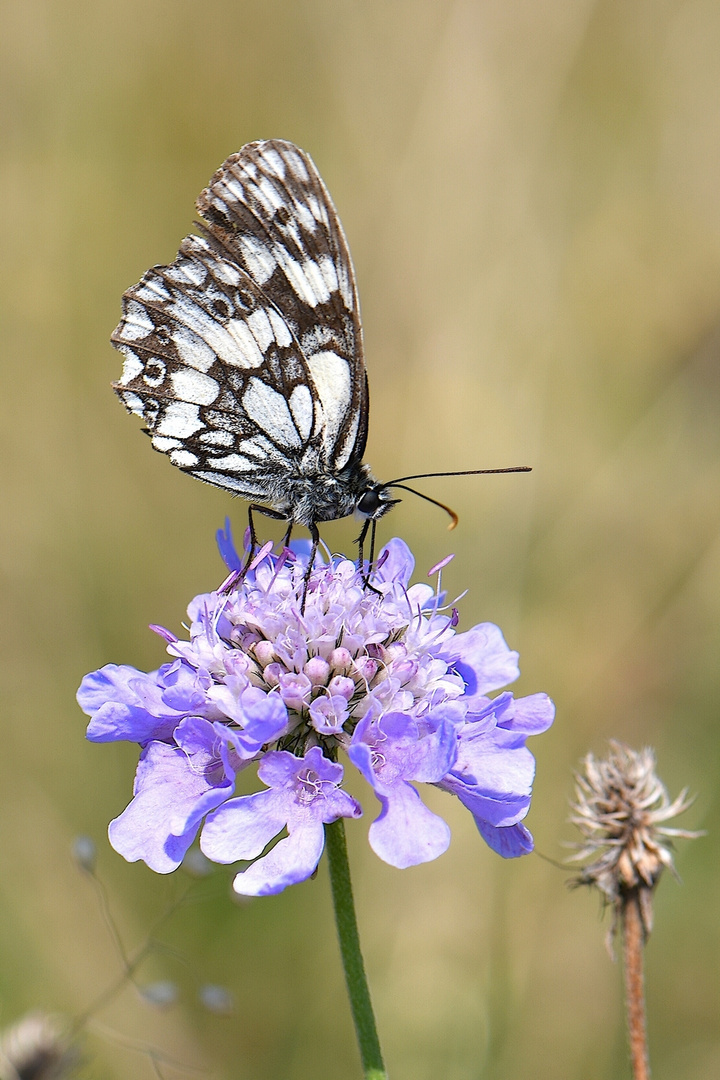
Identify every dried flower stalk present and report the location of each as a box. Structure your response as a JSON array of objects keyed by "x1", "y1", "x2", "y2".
[{"x1": 568, "y1": 741, "x2": 702, "y2": 1080}]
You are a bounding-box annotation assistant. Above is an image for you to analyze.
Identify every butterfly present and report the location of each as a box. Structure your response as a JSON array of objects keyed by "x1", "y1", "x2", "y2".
[{"x1": 112, "y1": 139, "x2": 529, "y2": 580}]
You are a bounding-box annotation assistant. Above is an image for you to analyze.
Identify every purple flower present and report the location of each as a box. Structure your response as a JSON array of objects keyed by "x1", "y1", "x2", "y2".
[
  {"x1": 78, "y1": 523, "x2": 554, "y2": 895},
  {"x1": 201, "y1": 746, "x2": 362, "y2": 896}
]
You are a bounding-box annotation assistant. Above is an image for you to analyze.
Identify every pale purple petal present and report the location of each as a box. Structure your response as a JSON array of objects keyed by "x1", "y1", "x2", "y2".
[
  {"x1": 109, "y1": 724, "x2": 234, "y2": 873},
  {"x1": 366, "y1": 772, "x2": 451, "y2": 868},
  {"x1": 309, "y1": 694, "x2": 349, "y2": 734},
  {"x1": 454, "y1": 729, "x2": 537, "y2": 796},
  {"x1": 208, "y1": 681, "x2": 288, "y2": 743},
  {"x1": 349, "y1": 716, "x2": 454, "y2": 866},
  {"x1": 231, "y1": 824, "x2": 326, "y2": 896},
  {"x1": 277, "y1": 672, "x2": 312, "y2": 710},
  {"x1": 79, "y1": 663, "x2": 212, "y2": 744},
  {"x1": 439, "y1": 623, "x2": 520, "y2": 696},
  {"x1": 202, "y1": 747, "x2": 361, "y2": 891},
  {"x1": 349, "y1": 712, "x2": 456, "y2": 786},
  {"x1": 475, "y1": 820, "x2": 534, "y2": 858},
  {"x1": 373, "y1": 537, "x2": 415, "y2": 586},
  {"x1": 201, "y1": 789, "x2": 288, "y2": 863},
  {"x1": 402, "y1": 718, "x2": 458, "y2": 782},
  {"x1": 445, "y1": 780, "x2": 531, "y2": 827},
  {"x1": 496, "y1": 692, "x2": 555, "y2": 734}
]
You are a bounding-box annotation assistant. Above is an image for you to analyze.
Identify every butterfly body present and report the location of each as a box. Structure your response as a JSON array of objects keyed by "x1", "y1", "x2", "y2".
[{"x1": 236, "y1": 458, "x2": 388, "y2": 530}]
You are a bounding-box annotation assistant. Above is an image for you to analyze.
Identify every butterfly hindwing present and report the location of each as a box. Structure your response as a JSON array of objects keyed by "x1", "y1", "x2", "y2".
[{"x1": 113, "y1": 234, "x2": 316, "y2": 499}]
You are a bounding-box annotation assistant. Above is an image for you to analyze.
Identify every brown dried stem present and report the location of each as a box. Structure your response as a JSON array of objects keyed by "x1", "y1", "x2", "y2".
[{"x1": 622, "y1": 888, "x2": 650, "y2": 1080}]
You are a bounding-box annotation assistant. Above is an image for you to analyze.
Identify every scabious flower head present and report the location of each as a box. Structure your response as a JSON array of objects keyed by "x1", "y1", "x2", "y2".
[
  {"x1": 77, "y1": 523, "x2": 554, "y2": 896},
  {"x1": 568, "y1": 740, "x2": 702, "y2": 937}
]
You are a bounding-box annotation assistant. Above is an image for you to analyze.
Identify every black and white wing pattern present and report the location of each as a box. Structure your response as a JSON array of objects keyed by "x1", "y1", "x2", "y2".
[{"x1": 112, "y1": 140, "x2": 381, "y2": 528}]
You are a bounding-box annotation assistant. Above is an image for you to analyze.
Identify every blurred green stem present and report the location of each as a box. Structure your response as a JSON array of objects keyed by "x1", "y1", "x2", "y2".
[{"x1": 325, "y1": 819, "x2": 387, "y2": 1080}]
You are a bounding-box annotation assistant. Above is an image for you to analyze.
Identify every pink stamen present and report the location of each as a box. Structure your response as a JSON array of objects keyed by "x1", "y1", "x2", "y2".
[
  {"x1": 218, "y1": 569, "x2": 241, "y2": 594},
  {"x1": 269, "y1": 548, "x2": 291, "y2": 586},
  {"x1": 248, "y1": 540, "x2": 274, "y2": 572},
  {"x1": 427, "y1": 553, "x2": 455, "y2": 576}
]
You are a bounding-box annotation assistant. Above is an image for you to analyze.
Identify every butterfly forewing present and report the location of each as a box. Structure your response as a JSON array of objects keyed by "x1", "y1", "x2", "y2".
[
  {"x1": 112, "y1": 140, "x2": 370, "y2": 518},
  {"x1": 196, "y1": 142, "x2": 367, "y2": 471}
]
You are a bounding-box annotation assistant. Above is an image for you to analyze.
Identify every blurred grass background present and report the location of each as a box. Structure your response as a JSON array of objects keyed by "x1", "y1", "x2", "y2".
[{"x1": 2, "y1": 0, "x2": 719, "y2": 1076}]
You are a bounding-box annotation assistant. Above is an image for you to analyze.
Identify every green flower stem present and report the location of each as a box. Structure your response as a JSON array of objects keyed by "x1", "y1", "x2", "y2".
[{"x1": 325, "y1": 819, "x2": 387, "y2": 1080}]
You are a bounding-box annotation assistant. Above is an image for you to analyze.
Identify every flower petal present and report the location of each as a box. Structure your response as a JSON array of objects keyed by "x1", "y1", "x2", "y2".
[
  {"x1": 368, "y1": 779, "x2": 451, "y2": 868},
  {"x1": 216, "y1": 517, "x2": 243, "y2": 571},
  {"x1": 79, "y1": 665, "x2": 181, "y2": 744},
  {"x1": 475, "y1": 820, "x2": 534, "y2": 858},
  {"x1": 201, "y1": 789, "x2": 287, "y2": 863},
  {"x1": 374, "y1": 537, "x2": 415, "y2": 585},
  {"x1": 109, "y1": 734, "x2": 233, "y2": 873},
  {"x1": 497, "y1": 693, "x2": 555, "y2": 734},
  {"x1": 231, "y1": 823, "x2": 326, "y2": 896},
  {"x1": 439, "y1": 623, "x2": 520, "y2": 696}
]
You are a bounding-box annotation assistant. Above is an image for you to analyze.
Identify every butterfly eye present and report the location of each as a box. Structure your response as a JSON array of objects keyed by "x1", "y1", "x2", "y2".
[{"x1": 356, "y1": 488, "x2": 383, "y2": 517}]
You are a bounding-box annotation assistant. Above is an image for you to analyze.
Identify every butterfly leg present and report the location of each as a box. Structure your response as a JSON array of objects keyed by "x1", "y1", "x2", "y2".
[
  {"x1": 297, "y1": 522, "x2": 322, "y2": 613},
  {"x1": 367, "y1": 517, "x2": 378, "y2": 568},
  {"x1": 243, "y1": 509, "x2": 316, "y2": 612},
  {"x1": 356, "y1": 517, "x2": 370, "y2": 573},
  {"x1": 355, "y1": 518, "x2": 382, "y2": 596},
  {"x1": 244, "y1": 504, "x2": 291, "y2": 574}
]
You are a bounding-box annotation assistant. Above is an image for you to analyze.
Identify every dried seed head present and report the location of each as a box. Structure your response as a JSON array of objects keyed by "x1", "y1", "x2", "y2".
[
  {"x1": 0, "y1": 1012, "x2": 78, "y2": 1080},
  {"x1": 568, "y1": 740, "x2": 702, "y2": 939}
]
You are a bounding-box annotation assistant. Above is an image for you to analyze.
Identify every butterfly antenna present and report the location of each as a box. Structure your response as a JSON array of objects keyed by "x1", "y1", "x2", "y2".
[
  {"x1": 382, "y1": 467, "x2": 531, "y2": 530},
  {"x1": 386, "y1": 466, "x2": 532, "y2": 484},
  {"x1": 385, "y1": 483, "x2": 459, "y2": 529}
]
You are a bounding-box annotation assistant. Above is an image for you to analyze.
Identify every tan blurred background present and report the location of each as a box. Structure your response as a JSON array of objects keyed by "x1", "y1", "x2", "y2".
[{"x1": 2, "y1": 1, "x2": 719, "y2": 1077}]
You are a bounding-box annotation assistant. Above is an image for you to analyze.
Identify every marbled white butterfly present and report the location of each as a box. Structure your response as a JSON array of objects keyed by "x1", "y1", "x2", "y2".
[{"x1": 112, "y1": 139, "x2": 529, "y2": 573}]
